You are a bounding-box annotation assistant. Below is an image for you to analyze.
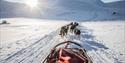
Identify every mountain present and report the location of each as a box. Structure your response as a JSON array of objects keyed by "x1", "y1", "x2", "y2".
[
  {"x1": 105, "y1": 1, "x2": 125, "y2": 9},
  {"x1": 0, "y1": 0, "x2": 125, "y2": 21}
]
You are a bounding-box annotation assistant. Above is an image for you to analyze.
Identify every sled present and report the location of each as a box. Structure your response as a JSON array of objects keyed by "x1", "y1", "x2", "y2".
[{"x1": 42, "y1": 41, "x2": 92, "y2": 63}]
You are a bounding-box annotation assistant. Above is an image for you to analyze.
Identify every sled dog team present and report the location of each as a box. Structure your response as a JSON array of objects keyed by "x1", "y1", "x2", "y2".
[{"x1": 59, "y1": 22, "x2": 81, "y2": 38}]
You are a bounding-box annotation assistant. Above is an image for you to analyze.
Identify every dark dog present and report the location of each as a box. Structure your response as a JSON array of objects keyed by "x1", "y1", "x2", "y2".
[
  {"x1": 70, "y1": 24, "x2": 77, "y2": 33},
  {"x1": 59, "y1": 26, "x2": 69, "y2": 37},
  {"x1": 69, "y1": 22, "x2": 79, "y2": 33},
  {"x1": 74, "y1": 22, "x2": 79, "y2": 26},
  {"x1": 74, "y1": 29, "x2": 81, "y2": 35},
  {"x1": 64, "y1": 26, "x2": 69, "y2": 35},
  {"x1": 59, "y1": 26, "x2": 65, "y2": 37}
]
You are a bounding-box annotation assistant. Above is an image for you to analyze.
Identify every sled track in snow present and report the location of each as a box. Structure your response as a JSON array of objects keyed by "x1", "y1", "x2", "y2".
[
  {"x1": 5, "y1": 35, "x2": 48, "y2": 60},
  {"x1": 1, "y1": 31, "x2": 61, "y2": 63}
]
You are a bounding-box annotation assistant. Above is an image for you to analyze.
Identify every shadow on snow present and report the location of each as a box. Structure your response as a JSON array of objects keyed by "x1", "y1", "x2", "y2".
[{"x1": 68, "y1": 26, "x2": 109, "y2": 51}]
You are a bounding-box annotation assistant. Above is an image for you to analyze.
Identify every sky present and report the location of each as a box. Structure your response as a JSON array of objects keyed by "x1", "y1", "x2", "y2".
[{"x1": 4, "y1": 0, "x2": 123, "y2": 3}]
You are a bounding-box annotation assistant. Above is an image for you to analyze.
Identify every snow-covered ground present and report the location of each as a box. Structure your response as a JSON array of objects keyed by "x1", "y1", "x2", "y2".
[
  {"x1": 0, "y1": 18, "x2": 125, "y2": 63},
  {"x1": 81, "y1": 21, "x2": 125, "y2": 63}
]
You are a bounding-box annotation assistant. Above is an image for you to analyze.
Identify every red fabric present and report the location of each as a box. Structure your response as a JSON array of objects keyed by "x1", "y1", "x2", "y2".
[
  {"x1": 58, "y1": 49, "x2": 71, "y2": 63},
  {"x1": 48, "y1": 48, "x2": 87, "y2": 63},
  {"x1": 58, "y1": 49, "x2": 87, "y2": 63}
]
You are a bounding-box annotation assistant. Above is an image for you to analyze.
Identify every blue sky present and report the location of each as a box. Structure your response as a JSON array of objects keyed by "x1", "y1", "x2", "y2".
[{"x1": 5, "y1": 0, "x2": 123, "y2": 3}]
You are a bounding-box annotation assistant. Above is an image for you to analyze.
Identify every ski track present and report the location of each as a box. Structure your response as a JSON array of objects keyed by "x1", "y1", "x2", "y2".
[{"x1": 0, "y1": 26, "x2": 123, "y2": 63}]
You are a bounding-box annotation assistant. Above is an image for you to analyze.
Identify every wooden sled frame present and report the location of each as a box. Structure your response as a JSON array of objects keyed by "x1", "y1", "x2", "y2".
[{"x1": 42, "y1": 41, "x2": 92, "y2": 63}]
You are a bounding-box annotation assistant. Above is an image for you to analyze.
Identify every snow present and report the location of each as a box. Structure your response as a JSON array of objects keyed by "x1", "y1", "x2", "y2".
[
  {"x1": 81, "y1": 21, "x2": 125, "y2": 63},
  {"x1": 0, "y1": 18, "x2": 125, "y2": 63},
  {"x1": 0, "y1": 18, "x2": 68, "y2": 62},
  {"x1": 81, "y1": 21, "x2": 125, "y2": 53}
]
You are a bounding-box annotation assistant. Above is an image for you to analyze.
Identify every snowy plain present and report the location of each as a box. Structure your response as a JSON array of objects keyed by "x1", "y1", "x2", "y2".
[{"x1": 0, "y1": 18, "x2": 125, "y2": 63}]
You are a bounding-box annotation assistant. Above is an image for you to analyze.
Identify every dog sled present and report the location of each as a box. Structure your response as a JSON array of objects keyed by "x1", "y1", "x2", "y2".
[{"x1": 42, "y1": 41, "x2": 92, "y2": 63}]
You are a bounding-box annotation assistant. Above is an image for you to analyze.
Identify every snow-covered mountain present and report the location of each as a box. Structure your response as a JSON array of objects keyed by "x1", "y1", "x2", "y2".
[{"x1": 0, "y1": 0, "x2": 125, "y2": 21}]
